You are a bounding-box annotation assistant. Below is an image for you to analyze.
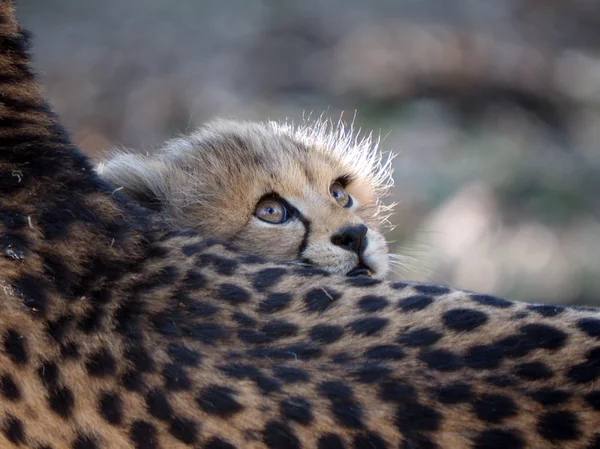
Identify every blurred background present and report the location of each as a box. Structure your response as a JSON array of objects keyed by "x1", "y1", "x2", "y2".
[{"x1": 17, "y1": 0, "x2": 600, "y2": 305}]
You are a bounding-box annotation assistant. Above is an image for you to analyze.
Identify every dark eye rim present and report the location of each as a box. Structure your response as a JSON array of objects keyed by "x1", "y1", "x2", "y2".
[
  {"x1": 330, "y1": 180, "x2": 353, "y2": 209},
  {"x1": 254, "y1": 194, "x2": 295, "y2": 224}
]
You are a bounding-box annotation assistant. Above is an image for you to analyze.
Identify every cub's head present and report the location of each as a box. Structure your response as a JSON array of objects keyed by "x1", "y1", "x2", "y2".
[{"x1": 98, "y1": 119, "x2": 395, "y2": 278}]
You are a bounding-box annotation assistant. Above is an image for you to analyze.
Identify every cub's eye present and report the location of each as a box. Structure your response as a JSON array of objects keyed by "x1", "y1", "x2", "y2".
[
  {"x1": 255, "y1": 198, "x2": 288, "y2": 224},
  {"x1": 330, "y1": 182, "x2": 352, "y2": 208}
]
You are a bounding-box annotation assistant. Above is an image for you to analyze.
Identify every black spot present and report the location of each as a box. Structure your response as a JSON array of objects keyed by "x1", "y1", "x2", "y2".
[
  {"x1": 436, "y1": 384, "x2": 473, "y2": 404},
  {"x1": 578, "y1": 318, "x2": 600, "y2": 339},
  {"x1": 398, "y1": 328, "x2": 442, "y2": 347},
  {"x1": 538, "y1": 411, "x2": 579, "y2": 442},
  {"x1": 520, "y1": 323, "x2": 567, "y2": 351},
  {"x1": 396, "y1": 402, "x2": 441, "y2": 432},
  {"x1": 347, "y1": 277, "x2": 381, "y2": 287},
  {"x1": 442, "y1": 308, "x2": 488, "y2": 332},
  {"x1": 259, "y1": 293, "x2": 293, "y2": 314},
  {"x1": 47, "y1": 314, "x2": 75, "y2": 342},
  {"x1": 49, "y1": 386, "x2": 75, "y2": 418},
  {"x1": 281, "y1": 397, "x2": 313, "y2": 425},
  {"x1": 218, "y1": 284, "x2": 251, "y2": 304},
  {"x1": 182, "y1": 243, "x2": 203, "y2": 256},
  {"x1": 0, "y1": 374, "x2": 20, "y2": 401},
  {"x1": 364, "y1": 345, "x2": 405, "y2": 361},
  {"x1": 125, "y1": 346, "x2": 155, "y2": 373},
  {"x1": 240, "y1": 254, "x2": 267, "y2": 264},
  {"x1": 527, "y1": 304, "x2": 565, "y2": 317},
  {"x1": 349, "y1": 317, "x2": 389, "y2": 336},
  {"x1": 473, "y1": 429, "x2": 524, "y2": 449},
  {"x1": 163, "y1": 364, "x2": 192, "y2": 391},
  {"x1": 317, "y1": 434, "x2": 346, "y2": 449},
  {"x1": 262, "y1": 321, "x2": 299, "y2": 339},
  {"x1": 13, "y1": 274, "x2": 49, "y2": 315},
  {"x1": 305, "y1": 288, "x2": 342, "y2": 313},
  {"x1": 254, "y1": 268, "x2": 288, "y2": 291},
  {"x1": 319, "y1": 381, "x2": 363, "y2": 428},
  {"x1": 42, "y1": 253, "x2": 79, "y2": 297},
  {"x1": 3, "y1": 416, "x2": 25, "y2": 445},
  {"x1": 121, "y1": 370, "x2": 144, "y2": 392},
  {"x1": 219, "y1": 364, "x2": 281, "y2": 394},
  {"x1": 220, "y1": 363, "x2": 261, "y2": 379},
  {"x1": 471, "y1": 294, "x2": 513, "y2": 309},
  {"x1": 310, "y1": 325, "x2": 344, "y2": 344},
  {"x1": 60, "y1": 342, "x2": 80, "y2": 360},
  {"x1": 85, "y1": 348, "x2": 116, "y2": 377},
  {"x1": 568, "y1": 347, "x2": 600, "y2": 383},
  {"x1": 485, "y1": 375, "x2": 519, "y2": 388},
  {"x1": 170, "y1": 416, "x2": 198, "y2": 445},
  {"x1": 71, "y1": 433, "x2": 99, "y2": 449},
  {"x1": 168, "y1": 343, "x2": 202, "y2": 367},
  {"x1": 332, "y1": 352, "x2": 355, "y2": 365},
  {"x1": 38, "y1": 361, "x2": 59, "y2": 389},
  {"x1": 588, "y1": 435, "x2": 600, "y2": 449},
  {"x1": 232, "y1": 312, "x2": 257, "y2": 328},
  {"x1": 398, "y1": 295, "x2": 434, "y2": 312},
  {"x1": 357, "y1": 295, "x2": 389, "y2": 312},
  {"x1": 77, "y1": 305, "x2": 105, "y2": 334},
  {"x1": 0, "y1": 210, "x2": 26, "y2": 230},
  {"x1": 263, "y1": 420, "x2": 300, "y2": 449},
  {"x1": 413, "y1": 285, "x2": 450, "y2": 295},
  {"x1": 146, "y1": 388, "x2": 173, "y2": 421},
  {"x1": 531, "y1": 388, "x2": 571, "y2": 406},
  {"x1": 273, "y1": 366, "x2": 309, "y2": 384},
  {"x1": 464, "y1": 344, "x2": 504, "y2": 369},
  {"x1": 391, "y1": 281, "x2": 409, "y2": 290},
  {"x1": 197, "y1": 385, "x2": 243, "y2": 417},
  {"x1": 514, "y1": 362, "x2": 553, "y2": 381},
  {"x1": 183, "y1": 270, "x2": 207, "y2": 290},
  {"x1": 99, "y1": 391, "x2": 122, "y2": 425},
  {"x1": 420, "y1": 349, "x2": 462, "y2": 371},
  {"x1": 586, "y1": 391, "x2": 600, "y2": 410},
  {"x1": 351, "y1": 364, "x2": 391, "y2": 384},
  {"x1": 176, "y1": 295, "x2": 220, "y2": 318},
  {"x1": 379, "y1": 380, "x2": 417, "y2": 403},
  {"x1": 473, "y1": 394, "x2": 518, "y2": 423},
  {"x1": 206, "y1": 255, "x2": 238, "y2": 276},
  {"x1": 130, "y1": 421, "x2": 158, "y2": 449},
  {"x1": 238, "y1": 329, "x2": 276, "y2": 345},
  {"x1": 189, "y1": 322, "x2": 227, "y2": 345},
  {"x1": 352, "y1": 433, "x2": 388, "y2": 449},
  {"x1": 4, "y1": 329, "x2": 27, "y2": 364}
]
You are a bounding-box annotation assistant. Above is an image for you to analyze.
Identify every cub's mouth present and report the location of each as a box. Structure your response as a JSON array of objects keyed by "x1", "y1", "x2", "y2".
[{"x1": 347, "y1": 262, "x2": 373, "y2": 278}]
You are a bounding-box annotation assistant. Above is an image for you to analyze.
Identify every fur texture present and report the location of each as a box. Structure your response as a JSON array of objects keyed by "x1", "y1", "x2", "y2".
[
  {"x1": 2, "y1": 2, "x2": 600, "y2": 449},
  {"x1": 98, "y1": 119, "x2": 395, "y2": 278}
]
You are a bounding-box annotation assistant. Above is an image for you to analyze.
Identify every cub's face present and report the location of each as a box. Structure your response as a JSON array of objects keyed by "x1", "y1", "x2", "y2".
[{"x1": 98, "y1": 120, "x2": 392, "y2": 278}]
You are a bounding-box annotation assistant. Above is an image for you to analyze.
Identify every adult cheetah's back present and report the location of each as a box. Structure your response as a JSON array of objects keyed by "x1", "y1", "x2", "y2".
[{"x1": 2, "y1": 1, "x2": 600, "y2": 448}]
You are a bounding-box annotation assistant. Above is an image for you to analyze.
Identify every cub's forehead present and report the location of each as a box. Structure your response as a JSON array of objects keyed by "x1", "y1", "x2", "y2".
[{"x1": 185, "y1": 119, "x2": 351, "y2": 184}]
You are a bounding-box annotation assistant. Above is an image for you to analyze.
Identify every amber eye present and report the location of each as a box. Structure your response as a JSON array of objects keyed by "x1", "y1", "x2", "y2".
[
  {"x1": 330, "y1": 182, "x2": 352, "y2": 208},
  {"x1": 255, "y1": 198, "x2": 288, "y2": 224}
]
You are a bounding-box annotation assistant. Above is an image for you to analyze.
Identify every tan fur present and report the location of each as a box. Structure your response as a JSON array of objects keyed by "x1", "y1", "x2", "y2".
[
  {"x1": 97, "y1": 119, "x2": 394, "y2": 278},
  {"x1": 5, "y1": 2, "x2": 600, "y2": 449}
]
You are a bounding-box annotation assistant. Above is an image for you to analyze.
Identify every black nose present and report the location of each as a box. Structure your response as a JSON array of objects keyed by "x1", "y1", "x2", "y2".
[{"x1": 331, "y1": 224, "x2": 368, "y2": 255}]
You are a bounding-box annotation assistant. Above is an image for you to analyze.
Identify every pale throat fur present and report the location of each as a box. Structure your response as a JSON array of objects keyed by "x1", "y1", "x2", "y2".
[{"x1": 97, "y1": 119, "x2": 395, "y2": 278}]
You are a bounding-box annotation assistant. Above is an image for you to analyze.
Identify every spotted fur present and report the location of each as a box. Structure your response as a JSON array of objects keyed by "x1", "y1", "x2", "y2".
[{"x1": 2, "y1": 2, "x2": 600, "y2": 449}]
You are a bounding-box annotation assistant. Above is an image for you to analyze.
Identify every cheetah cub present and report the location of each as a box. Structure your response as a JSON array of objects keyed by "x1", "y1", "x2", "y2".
[{"x1": 97, "y1": 119, "x2": 395, "y2": 278}]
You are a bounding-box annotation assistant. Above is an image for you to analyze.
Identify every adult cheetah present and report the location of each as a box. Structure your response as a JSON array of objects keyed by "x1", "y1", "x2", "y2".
[{"x1": 1, "y1": 2, "x2": 600, "y2": 449}]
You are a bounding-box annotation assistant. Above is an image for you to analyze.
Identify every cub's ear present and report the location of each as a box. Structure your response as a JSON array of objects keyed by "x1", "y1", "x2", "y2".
[{"x1": 96, "y1": 153, "x2": 168, "y2": 212}]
